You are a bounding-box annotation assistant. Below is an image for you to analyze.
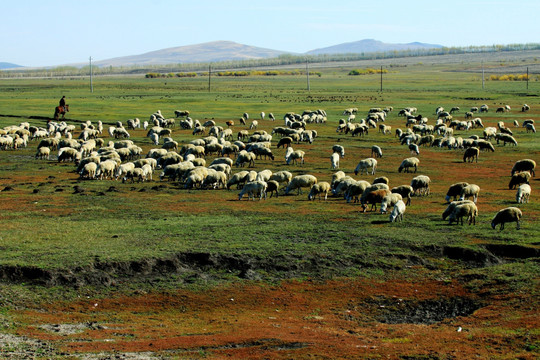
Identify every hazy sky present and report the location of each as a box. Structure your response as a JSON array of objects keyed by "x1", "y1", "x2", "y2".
[{"x1": 2, "y1": 0, "x2": 538, "y2": 67}]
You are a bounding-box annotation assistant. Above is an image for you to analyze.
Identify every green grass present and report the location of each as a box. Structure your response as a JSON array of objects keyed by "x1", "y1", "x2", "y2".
[{"x1": 0, "y1": 57, "x2": 539, "y2": 294}]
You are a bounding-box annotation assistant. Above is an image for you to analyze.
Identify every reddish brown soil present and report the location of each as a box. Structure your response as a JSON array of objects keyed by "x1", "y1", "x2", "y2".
[{"x1": 14, "y1": 278, "x2": 538, "y2": 359}]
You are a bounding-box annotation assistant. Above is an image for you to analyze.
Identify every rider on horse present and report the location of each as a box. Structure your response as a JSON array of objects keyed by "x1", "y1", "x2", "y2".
[{"x1": 59, "y1": 96, "x2": 66, "y2": 112}]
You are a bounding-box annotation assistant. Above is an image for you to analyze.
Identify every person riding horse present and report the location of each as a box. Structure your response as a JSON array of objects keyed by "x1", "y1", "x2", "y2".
[
  {"x1": 59, "y1": 96, "x2": 66, "y2": 112},
  {"x1": 54, "y1": 96, "x2": 69, "y2": 120}
]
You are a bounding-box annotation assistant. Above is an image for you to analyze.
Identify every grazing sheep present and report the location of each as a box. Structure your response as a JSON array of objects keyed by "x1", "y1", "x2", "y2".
[
  {"x1": 521, "y1": 104, "x2": 530, "y2": 112},
  {"x1": 276, "y1": 137, "x2": 293, "y2": 149},
  {"x1": 516, "y1": 184, "x2": 531, "y2": 204},
  {"x1": 380, "y1": 193, "x2": 403, "y2": 214},
  {"x1": 445, "y1": 182, "x2": 469, "y2": 202},
  {"x1": 511, "y1": 159, "x2": 536, "y2": 177},
  {"x1": 354, "y1": 158, "x2": 377, "y2": 175},
  {"x1": 371, "y1": 145, "x2": 383, "y2": 158},
  {"x1": 509, "y1": 171, "x2": 531, "y2": 189},
  {"x1": 496, "y1": 133, "x2": 518, "y2": 146},
  {"x1": 525, "y1": 123, "x2": 536, "y2": 133},
  {"x1": 391, "y1": 185, "x2": 414, "y2": 206},
  {"x1": 344, "y1": 180, "x2": 371, "y2": 203},
  {"x1": 238, "y1": 180, "x2": 267, "y2": 200},
  {"x1": 35, "y1": 146, "x2": 50, "y2": 160},
  {"x1": 249, "y1": 120, "x2": 258, "y2": 130},
  {"x1": 210, "y1": 157, "x2": 234, "y2": 168},
  {"x1": 491, "y1": 207, "x2": 523, "y2": 230},
  {"x1": 79, "y1": 161, "x2": 97, "y2": 180},
  {"x1": 330, "y1": 152, "x2": 340, "y2": 169},
  {"x1": 308, "y1": 182, "x2": 331, "y2": 201},
  {"x1": 389, "y1": 200, "x2": 406, "y2": 222},
  {"x1": 398, "y1": 157, "x2": 419, "y2": 173},
  {"x1": 474, "y1": 139, "x2": 495, "y2": 152},
  {"x1": 331, "y1": 171, "x2": 347, "y2": 189},
  {"x1": 463, "y1": 147, "x2": 480, "y2": 163},
  {"x1": 408, "y1": 143, "x2": 420, "y2": 155},
  {"x1": 285, "y1": 174, "x2": 318, "y2": 195},
  {"x1": 523, "y1": 119, "x2": 534, "y2": 128},
  {"x1": 361, "y1": 189, "x2": 391, "y2": 212},
  {"x1": 96, "y1": 159, "x2": 118, "y2": 180},
  {"x1": 270, "y1": 170, "x2": 293, "y2": 185},
  {"x1": 235, "y1": 150, "x2": 256, "y2": 168},
  {"x1": 442, "y1": 200, "x2": 473, "y2": 220},
  {"x1": 285, "y1": 147, "x2": 305, "y2": 165},
  {"x1": 226, "y1": 170, "x2": 250, "y2": 189},
  {"x1": 411, "y1": 175, "x2": 431, "y2": 196},
  {"x1": 459, "y1": 184, "x2": 480, "y2": 204},
  {"x1": 448, "y1": 202, "x2": 478, "y2": 225},
  {"x1": 372, "y1": 176, "x2": 389, "y2": 185}
]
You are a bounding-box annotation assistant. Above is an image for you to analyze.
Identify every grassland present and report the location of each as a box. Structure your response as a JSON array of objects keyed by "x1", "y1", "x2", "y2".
[{"x1": 0, "y1": 55, "x2": 539, "y2": 358}]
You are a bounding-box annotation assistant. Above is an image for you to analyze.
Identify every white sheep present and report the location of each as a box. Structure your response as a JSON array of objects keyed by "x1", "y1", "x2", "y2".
[
  {"x1": 285, "y1": 147, "x2": 305, "y2": 165},
  {"x1": 389, "y1": 200, "x2": 406, "y2": 222},
  {"x1": 380, "y1": 193, "x2": 403, "y2": 214},
  {"x1": 332, "y1": 144, "x2": 345, "y2": 158},
  {"x1": 491, "y1": 207, "x2": 523, "y2": 230},
  {"x1": 448, "y1": 202, "x2": 478, "y2": 225},
  {"x1": 285, "y1": 174, "x2": 318, "y2": 195},
  {"x1": 238, "y1": 180, "x2": 267, "y2": 200},
  {"x1": 269, "y1": 170, "x2": 293, "y2": 185},
  {"x1": 227, "y1": 170, "x2": 250, "y2": 189},
  {"x1": 35, "y1": 146, "x2": 50, "y2": 160},
  {"x1": 459, "y1": 184, "x2": 480, "y2": 204},
  {"x1": 96, "y1": 159, "x2": 118, "y2": 180},
  {"x1": 256, "y1": 169, "x2": 273, "y2": 182},
  {"x1": 411, "y1": 175, "x2": 431, "y2": 196},
  {"x1": 115, "y1": 162, "x2": 135, "y2": 182},
  {"x1": 307, "y1": 181, "x2": 331, "y2": 201},
  {"x1": 516, "y1": 184, "x2": 531, "y2": 204},
  {"x1": 330, "y1": 152, "x2": 340, "y2": 169},
  {"x1": 249, "y1": 120, "x2": 258, "y2": 130},
  {"x1": 354, "y1": 158, "x2": 377, "y2": 175},
  {"x1": 398, "y1": 157, "x2": 419, "y2": 173},
  {"x1": 79, "y1": 162, "x2": 97, "y2": 179}
]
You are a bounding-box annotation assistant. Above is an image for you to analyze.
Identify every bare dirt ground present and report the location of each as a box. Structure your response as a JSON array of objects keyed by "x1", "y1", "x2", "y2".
[{"x1": 2, "y1": 277, "x2": 536, "y2": 359}]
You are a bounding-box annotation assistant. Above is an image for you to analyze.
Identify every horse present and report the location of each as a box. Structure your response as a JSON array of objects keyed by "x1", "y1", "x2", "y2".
[{"x1": 54, "y1": 104, "x2": 69, "y2": 120}]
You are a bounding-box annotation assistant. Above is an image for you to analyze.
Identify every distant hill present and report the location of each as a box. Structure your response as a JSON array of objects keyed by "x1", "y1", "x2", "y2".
[
  {"x1": 94, "y1": 41, "x2": 295, "y2": 67},
  {"x1": 0, "y1": 62, "x2": 23, "y2": 69},
  {"x1": 306, "y1": 39, "x2": 443, "y2": 55}
]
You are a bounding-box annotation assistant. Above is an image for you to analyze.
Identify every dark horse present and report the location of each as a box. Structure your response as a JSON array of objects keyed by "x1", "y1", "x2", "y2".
[{"x1": 53, "y1": 104, "x2": 69, "y2": 120}]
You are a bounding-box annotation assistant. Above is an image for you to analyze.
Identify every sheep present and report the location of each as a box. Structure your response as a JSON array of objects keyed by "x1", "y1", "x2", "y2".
[
  {"x1": 371, "y1": 145, "x2": 383, "y2": 158},
  {"x1": 483, "y1": 127, "x2": 497, "y2": 140},
  {"x1": 308, "y1": 182, "x2": 331, "y2": 201},
  {"x1": 266, "y1": 180, "x2": 280, "y2": 198},
  {"x1": 373, "y1": 176, "x2": 389, "y2": 185},
  {"x1": 525, "y1": 123, "x2": 536, "y2": 133},
  {"x1": 448, "y1": 202, "x2": 478, "y2": 225},
  {"x1": 285, "y1": 147, "x2": 305, "y2": 165},
  {"x1": 389, "y1": 200, "x2": 406, "y2": 222},
  {"x1": 459, "y1": 184, "x2": 480, "y2": 204},
  {"x1": 521, "y1": 104, "x2": 530, "y2": 112},
  {"x1": 361, "y1": 189, "x2": 391, "y2": 212},
  {"x1": 408, "y1": 143, "x2": 420, "y2": 155},
  {"x1": 115, "y1": 162, "x2": 136, "y2": 182},
  {"x1": 209, "y1": 163, "x2": 232, "y2": 178},
  {"x1": 480, "y1": 104, "x2": 489, "y2": 113},
  {"x1": 249, "y1": 120, "x2": 258, "y2": 130},
  {"x1": 238, "y1": 180, "x2": 267, "y2": 200},
  {"x1": 474, "y1": 139, "x2": 495, "y2": 152},
  {"x1": 210, "y1": 157, "x2": 234, "y2": 168},
  {"x1": 285, "y1": 174, "x2": 318, "y2": 195},
  {"x1": 332, "y1": 144, "x2": 345, "y2": 158},
  {"x1": 512, "y1": 159, "x2": 536, "y2": 177},
  {"x1": 380, "y1": 193, "x2": 403, "y2": 214},
  {"x1": 491, "y1": 207, "x2": 523, "y2": 230},
  {"x1": 354, "y1": 158, "x2": 377, "y2": 175},
  {"x1": 442, "y1": 200, "x2": 474, "y2": 220},
  {"x1": 398, "y1": 157, "x2": 419, "y2": 173},
  {"x1": 463, "y1": 147, "x2": 480, "y2": 163},
  {"x1": 411, "y1": 175, "x2": 431, "y2": 196},
  {"x1": 226, "y1": 170, "x2": 250, "y2": 189},
  {"x1": 96, "y1": 159, "x2": 118, "y2": 180},
  {"x1": 516, "y1": 184, "x2": 531, "y2": 204},
  {"x1": 331, "y1": 171, "x2": 347, "y2": 189},
  {"x1": 255, "y1": 169, "x2": 273, "y2": 182},
  {"x1": 445, "y1": 182, "x2": 469, "y2": 202},
  {"x1": 391, "y1": 185, "x2": 414, "y2": 206},
  {"x1": 509, "y1": 171, "x2": 531, "y2": 190},
  {"x1": 269, "y1": 170, "x2": 293, "y2": 185},
  {"x1": 202, "y1": 169, "x2": 228, "y2": 189},
  {"x1": 235, "y1": 150, "x2": 256, "y2": 167},
  {"x1": 79, "y1": 162, "x2": 97, "y2": 180},
  {"x1": 276, "y1": 137, "x2": 293, "y2": 149},
  {"x1": 344, "y1": 180, "x2": 371, "y2": 203},
  {"x1": 495, "y1": 133, "x2": 518, "y2": 146},
  {"x1": 330, "y1": 152, "x2": 340, "y2": 169},
  {"x1": 35, "y1": 146, "x2": 50, "y2": 160}
]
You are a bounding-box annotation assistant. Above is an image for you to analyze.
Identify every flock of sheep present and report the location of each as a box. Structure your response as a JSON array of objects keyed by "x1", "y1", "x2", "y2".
[{"x1": 0, "y1": 102, "x2": 536, "y2": 230}]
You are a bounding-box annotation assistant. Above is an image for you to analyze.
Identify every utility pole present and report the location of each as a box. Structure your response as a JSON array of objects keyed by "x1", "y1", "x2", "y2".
[
  {"x1": 89, "y1": 56, "x2": 93, "y2": 93},
  {"x1": 208, "y1": 64, "x2": 211, "y2": 92},
  {"x1": 306, "y1": 59, "x2": 310, "y2": 92},
  {"x1": 380, "y1": 65, "x2": 383, "y2": 92},
  {"x1": 482, "y1": 61, "x2": 485, "y2": 90},
  {"x1": 527, "y1": 66, "x2": 529, "y2": 90}
]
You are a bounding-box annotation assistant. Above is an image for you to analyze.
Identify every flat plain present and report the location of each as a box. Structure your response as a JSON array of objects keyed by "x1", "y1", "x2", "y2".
[{"x1": 0, "y1": 52, "x2": 539, "y2": 359}]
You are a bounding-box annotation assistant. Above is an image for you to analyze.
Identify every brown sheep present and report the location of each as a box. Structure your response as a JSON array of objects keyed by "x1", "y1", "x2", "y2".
[{"x1": 361, "y1": 189, "x2": 391, "y2": 212}]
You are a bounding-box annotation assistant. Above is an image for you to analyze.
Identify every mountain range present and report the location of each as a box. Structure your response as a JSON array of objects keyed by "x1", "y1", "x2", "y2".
[{"x1": 4, "y1": 39, "x2": 444, "y2": 69}]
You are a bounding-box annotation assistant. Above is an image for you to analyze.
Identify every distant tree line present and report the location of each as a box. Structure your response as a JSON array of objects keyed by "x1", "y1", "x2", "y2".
[{"x1": 1, "y1": 43, "x2": 539, "y2": 78}]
